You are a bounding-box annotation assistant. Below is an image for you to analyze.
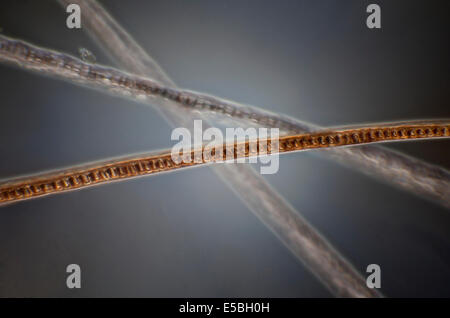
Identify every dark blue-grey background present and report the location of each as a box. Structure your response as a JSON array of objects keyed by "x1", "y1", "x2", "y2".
[{"x1": 0, "y1": 0, "x2": 449, "y2": 297}]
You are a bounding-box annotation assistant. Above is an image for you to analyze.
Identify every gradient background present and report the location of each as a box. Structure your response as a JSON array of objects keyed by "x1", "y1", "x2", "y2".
[{"x1": 0, "y1": 0, "x2": 449, "y2": 297}]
